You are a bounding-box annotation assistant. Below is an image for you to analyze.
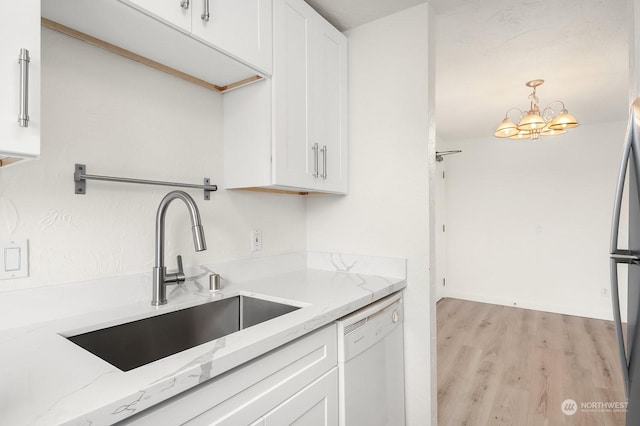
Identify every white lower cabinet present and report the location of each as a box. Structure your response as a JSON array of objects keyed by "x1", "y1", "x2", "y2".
[
  {"x1": 235, "y1": 368, "x2": 338, "y2": 426},
  {"x1": 263, "y1": 368, "x2": 338, "y2": 425},
  {"x1": 120, "y1": 324, "x2": 338, "y2": 425}
]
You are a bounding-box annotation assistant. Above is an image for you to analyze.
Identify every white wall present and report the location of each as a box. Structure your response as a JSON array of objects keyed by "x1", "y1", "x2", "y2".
[
  {"x1": 443, "y1": 121, "x2": 627, "y2": 320},
  {"x1": 0, "y1": 28, "x2": 307, "y2": 291},
  {"x1": 306, "y1": 4, "x2": 435, "y2": 424}
]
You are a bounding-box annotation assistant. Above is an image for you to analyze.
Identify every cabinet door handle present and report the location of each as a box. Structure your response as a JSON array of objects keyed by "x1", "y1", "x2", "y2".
[
  {"x1": 312, "y1": 143, "x2": 319, "y2": 178},
  {"x1": 321, "y1": 145, "x2": 327, "y2": 179},
  {"x1": 180, "y1": 0, "x2": 189, "y2": 9},
  {"x1": 201, "y1": 0, "x2": 210, "y2": 22},
  {"x1": 18, "y1": 48, "x2": 30, "y2": 128}
]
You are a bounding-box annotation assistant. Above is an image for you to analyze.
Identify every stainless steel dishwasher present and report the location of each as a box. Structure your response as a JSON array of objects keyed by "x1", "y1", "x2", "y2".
[{"x1": 336, "y1": 291, "x2": 406, "y2": 426}]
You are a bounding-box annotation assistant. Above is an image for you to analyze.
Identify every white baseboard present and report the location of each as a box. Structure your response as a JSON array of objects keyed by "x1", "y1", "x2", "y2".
[{"x1": 441, "y1": 290, "x2": 613, "y2": 321}]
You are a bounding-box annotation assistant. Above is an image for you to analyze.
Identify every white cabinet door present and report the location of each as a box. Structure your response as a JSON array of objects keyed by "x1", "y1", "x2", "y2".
[
  {"x1": 264, "y1": 368, "x2": 338, "y2": 426},
  {"x1": 192, "y1": 0, "x2": 272, "y2": 74},
  {"x1": 0, "y1": 0, "x2": 40, "y2": 165},
  {"x1": 120, "y1": 0, "x2": 192, "y2": 33},
  {"x1": 272, "y1": 0, "x2": 315, "y2": 189},
  {"x1": 312, "y1": 18, "x2": 348, "y2": 193},
  {"x1": 272, "y1": 0, "x2": 347, "y2": 193}
]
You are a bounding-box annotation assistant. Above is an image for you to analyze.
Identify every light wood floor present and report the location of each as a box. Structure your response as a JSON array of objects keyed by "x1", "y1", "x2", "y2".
[{"x1": 437, "y1": 298, "x2": 626, "y2": 426}]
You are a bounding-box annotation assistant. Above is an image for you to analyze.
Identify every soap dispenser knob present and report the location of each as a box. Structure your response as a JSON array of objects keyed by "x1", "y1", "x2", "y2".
[{"x1": 209, "y1": 273, "x2": 221, "y2": 292}]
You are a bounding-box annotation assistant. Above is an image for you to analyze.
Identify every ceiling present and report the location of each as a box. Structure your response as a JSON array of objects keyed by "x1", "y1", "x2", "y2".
[
  {"x1": 304, "y1": 0, "x2": 426, "y2": 32},
  {"x1": 306, "y1": 0, "x2": 630, "y2": 142}
]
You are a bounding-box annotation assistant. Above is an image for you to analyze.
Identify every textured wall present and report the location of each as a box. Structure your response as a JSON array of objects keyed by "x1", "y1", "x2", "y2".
[
  {"x1": 0, "y1": 28, "x2": 307, "y2": 291},
  {"x1": 306, "y1": 4, "x2": 434, "y2": 424}
]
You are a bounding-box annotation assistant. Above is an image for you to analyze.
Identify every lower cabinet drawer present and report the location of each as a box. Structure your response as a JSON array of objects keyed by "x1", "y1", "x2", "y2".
[{"x1": 120, "y1": 324, "x2": 337, "y2": 425}]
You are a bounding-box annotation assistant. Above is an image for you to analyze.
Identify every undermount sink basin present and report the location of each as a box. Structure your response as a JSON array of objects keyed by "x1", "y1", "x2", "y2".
[{"x1": 66, "y1": 295, "x2": 300, "y2": 371}]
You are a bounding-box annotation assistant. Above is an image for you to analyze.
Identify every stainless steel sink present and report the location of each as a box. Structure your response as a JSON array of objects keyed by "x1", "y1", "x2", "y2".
[{"x1": 66, "y1": 295, "x2": 300, "y2": 371}]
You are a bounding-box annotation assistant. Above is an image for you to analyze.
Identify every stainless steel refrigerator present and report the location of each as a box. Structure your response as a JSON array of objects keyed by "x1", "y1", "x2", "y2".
[{"x1": 611, "y1": 97, "x2": 640, "y2": 424}]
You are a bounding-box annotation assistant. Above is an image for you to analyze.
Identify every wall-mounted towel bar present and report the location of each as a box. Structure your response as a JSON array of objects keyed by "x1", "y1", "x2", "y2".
[
  {"x1": 435, "y1": 150, "x2": 462, "y2": 162},
  {"x1": 74, "y1": 164, "x2": 218, "y2": 200}
]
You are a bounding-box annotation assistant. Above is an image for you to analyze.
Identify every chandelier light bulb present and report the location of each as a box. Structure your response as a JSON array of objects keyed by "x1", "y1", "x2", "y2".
[{"x1": 517, "y1": 112, "x2": 546, "y2": 131}]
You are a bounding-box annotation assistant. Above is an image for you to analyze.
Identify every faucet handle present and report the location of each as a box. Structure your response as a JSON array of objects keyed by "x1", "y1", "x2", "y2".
[
  {"x1": 176, "y1": 255, "x2": 184, "y2": 275},
  {"x1": 175, "y1": 255, "x2": 185, "y2": 284},
  {"x1": 165, "y1": 255, "x2": 186, "y2": 286}
]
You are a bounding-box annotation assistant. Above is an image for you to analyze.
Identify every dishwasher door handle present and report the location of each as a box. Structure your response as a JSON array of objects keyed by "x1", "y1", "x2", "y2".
[{"x1": 337, "y1": 291, "x2": 403, "y2": 329}]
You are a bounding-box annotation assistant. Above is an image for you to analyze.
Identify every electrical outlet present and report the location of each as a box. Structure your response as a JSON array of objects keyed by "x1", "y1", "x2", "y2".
[{"x1": 251, "y1": 229, "x2": 263, "y2": 252}]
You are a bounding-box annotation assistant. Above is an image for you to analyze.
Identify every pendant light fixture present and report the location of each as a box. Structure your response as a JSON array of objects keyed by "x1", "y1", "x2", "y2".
[{"x1": 494, "y1": 79, "x2": 579, "y2": 140}]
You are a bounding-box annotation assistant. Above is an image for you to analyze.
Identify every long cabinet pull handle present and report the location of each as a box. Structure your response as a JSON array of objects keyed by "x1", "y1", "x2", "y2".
[
  {"x1": 180, "y1": 0, "x2": 189, "y2": 9},
  {"x1": 321, "y1": 145, "x2": 327, "y2": 179},
  {"x1": 312, "y1": 143, "x2": 319, "y2": 178},
  {"x1": 18, "y1": 48, "x2": 30, "y2": 128},
  {"x1": 201, "y1": 0, "x2": 210, "y2": 21}
]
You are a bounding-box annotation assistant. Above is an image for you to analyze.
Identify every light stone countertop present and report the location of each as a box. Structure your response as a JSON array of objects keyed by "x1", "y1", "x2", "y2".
[{"x1": 0, "y1": 252, "x2": 406, "y2": 425}]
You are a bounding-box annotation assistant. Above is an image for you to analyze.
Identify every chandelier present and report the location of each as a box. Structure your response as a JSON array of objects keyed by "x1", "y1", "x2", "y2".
[{"x1": 494, "y1": 79, "x2": 579, "y2": 140}]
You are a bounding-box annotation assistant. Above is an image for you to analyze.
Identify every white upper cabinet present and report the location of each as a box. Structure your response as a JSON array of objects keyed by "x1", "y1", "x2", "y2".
[
  {"x1": 0, "y1": 0, "x2": 40, "y2": 166},
  {"x1": 272, "y1": 0, "x2": 347, "y2": 193},
  {"x1": 224, "y1": 0, "x2": 348, "y2": 194},
  {"x1": 122, "y1": 0, "x2": 273, "y2": 75},
  {"x1": 119, "y1": 0, "x2": 192, "y2": 33},
  {"x1": 42, "y1": 0, "x2": 269, "y2": 89},
  {"x1": 192, "y1": 0, "x2": 272, "y2": 75}
]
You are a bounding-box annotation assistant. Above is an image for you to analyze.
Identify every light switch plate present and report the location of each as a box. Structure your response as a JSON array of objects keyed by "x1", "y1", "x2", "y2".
[{"x1": 0, "y1": 239, "x2": 28, "y2": 280}]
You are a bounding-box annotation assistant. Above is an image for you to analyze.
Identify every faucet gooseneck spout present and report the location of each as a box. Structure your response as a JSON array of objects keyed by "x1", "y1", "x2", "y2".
[{"x1": 152, "y1": 190, "x2": 207, "y2": 306}]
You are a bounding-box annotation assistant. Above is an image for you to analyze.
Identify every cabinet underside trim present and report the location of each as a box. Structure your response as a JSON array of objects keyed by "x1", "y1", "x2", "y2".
[
  {"x1": 231, "y1": 187, "x2": 338, "y2": 196},
  {"x1": 41, "y1": 18, "x2": 262, "y2": 93},
  {"x1": 0, "y1": 157, "x2": 28, "y2": 167},
  {"x1": 235, "y1": 187, "x2": 310, "y2": 196}
]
